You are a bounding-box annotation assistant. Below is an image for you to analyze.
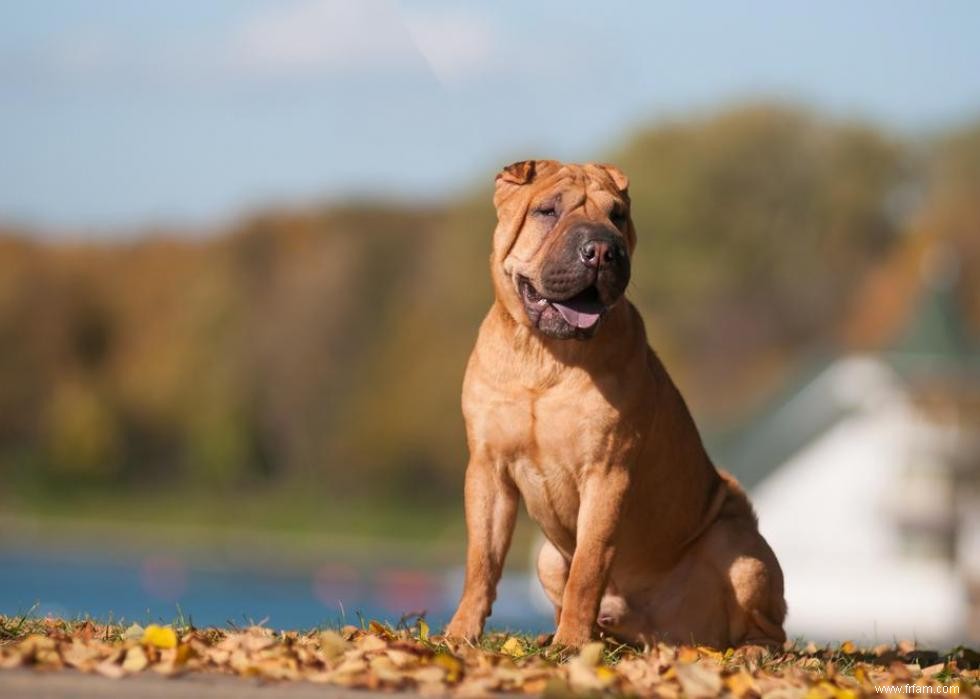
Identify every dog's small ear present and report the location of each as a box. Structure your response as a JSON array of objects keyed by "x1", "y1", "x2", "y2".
[
  {"x1": 597, "y1": 163, "x2": 629, "y2": 193},
  {"x1": 497, "y1": 160, "x2": 537, "y2": 186},
  {"x1": 493, "y1": 159, "x2": 553, "y2": 208}
]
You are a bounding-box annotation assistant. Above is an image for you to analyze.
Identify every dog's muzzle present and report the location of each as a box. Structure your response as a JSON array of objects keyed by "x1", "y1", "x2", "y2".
[{"x1": 519, "y1": 224, "x2": 630, "y2": 339}]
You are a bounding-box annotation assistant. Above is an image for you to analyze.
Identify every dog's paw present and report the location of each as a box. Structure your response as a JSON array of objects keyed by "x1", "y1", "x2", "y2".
[
  {"x1": 444, "y1": 615, "x2": 483, "y2": 643},
  {"x1": 551, "y1": 623, "x2": 593, "y2": 649}
]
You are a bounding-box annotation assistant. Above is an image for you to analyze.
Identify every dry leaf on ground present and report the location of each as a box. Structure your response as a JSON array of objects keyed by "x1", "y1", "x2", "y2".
[{"x1": 0, "y1": 616, "x2": 977, "y2": 697}]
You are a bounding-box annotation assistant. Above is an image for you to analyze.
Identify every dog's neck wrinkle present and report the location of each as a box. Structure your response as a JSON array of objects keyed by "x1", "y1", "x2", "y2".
[{"x1": 486, "y1": 300, "x2": 637, "y2": 387}]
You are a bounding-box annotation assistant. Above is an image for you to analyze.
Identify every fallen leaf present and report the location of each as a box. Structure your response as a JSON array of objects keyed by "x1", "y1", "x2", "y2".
[
  {"x1": 385, "y1": 648, "x2": 417, "y2": 668},
  {"x1": 677, "y1": 645, "x2": 701, "y2": 663},
  {"x1": 318, "y1": 630, "x2": 349, "y2": 661},
  {"x1": 576, "y1": 641, "x2": 605, "y2": 667},
  {"x1": 61, "y1": 640, "x2": 100, "y2": 670},
  {"x1": 330, "y1": 656, "x2": 368, "y2": 677},
  {"x1": 142, "y1": 624, "x2": 177, "y2": 649},
  {"x1": 413, "y1": 665, "x2": 445, "y2": 683},
  {"x1": 433, "y1": 652, "x2": 463, "y2": 683},
  {"x1": 696, "y1": 645, "x2": 724, "y2": 661},
  {"x1": 1, "y1": 614, "x2": 977, "y2": 697},
  {"x1": 566, "y1": 642, "x2": 615, "y2": 692},
  {"x1": 357, "y1": 634, "x2": 387, "y2": 652},
  {"x1": 123, "y1": 623, "x2": 144, "y2": 641},
  {"x1": 368, "y1": 620, "x2": 392, "y2": 638},
  {"x1": 675, "y1": 662, "x2": 722, "y2": 698},
  {"x1": 368, "y1": 655, "x2": 404, "y2": 684},
  {"x1": 725, "y1": 668, "x2": 759, "y2": 697},
  {"x1": 499, "y1": 636, "x2": 526, "y2": 659},
  {"x1": 122, "y1": 646, "x2": 149, "y2": 673}
]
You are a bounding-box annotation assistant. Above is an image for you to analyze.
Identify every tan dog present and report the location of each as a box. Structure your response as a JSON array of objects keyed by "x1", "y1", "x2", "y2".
[{"x1": 444, "y1": 160, "x2": 786, "y2": 648}]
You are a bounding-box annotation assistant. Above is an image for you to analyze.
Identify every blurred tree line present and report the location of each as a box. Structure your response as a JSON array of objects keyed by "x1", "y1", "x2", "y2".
[{"x1": 0, "y1": 104, "x2": 977, "y2": 504}]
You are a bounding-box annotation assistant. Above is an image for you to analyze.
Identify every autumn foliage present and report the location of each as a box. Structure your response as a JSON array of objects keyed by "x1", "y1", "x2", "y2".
[
  {"x1": 1, "y1": 615, "x2": 977, "y2": 696},
  {"x1": 0, "y1": 105, "x2": 978, "y2": 503}
]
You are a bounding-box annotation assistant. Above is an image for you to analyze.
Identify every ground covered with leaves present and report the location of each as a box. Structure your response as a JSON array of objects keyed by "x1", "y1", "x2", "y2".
[{"x1": 1, "y1": 615, "x2": 977, "y2": 697}]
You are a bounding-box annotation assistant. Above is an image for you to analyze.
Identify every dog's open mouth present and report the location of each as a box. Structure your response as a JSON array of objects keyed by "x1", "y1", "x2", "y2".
[
  {"x1": 519, "y1": 277, "x2": 606, "y2": 330},
  {"x1": 551, "y1": 286, "x2": 604, "y2": 329}
]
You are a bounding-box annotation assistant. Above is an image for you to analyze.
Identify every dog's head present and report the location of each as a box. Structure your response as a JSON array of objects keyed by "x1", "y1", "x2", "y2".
[{"x1": 491, "y1": 160, "x2": 634, "y2": 340}]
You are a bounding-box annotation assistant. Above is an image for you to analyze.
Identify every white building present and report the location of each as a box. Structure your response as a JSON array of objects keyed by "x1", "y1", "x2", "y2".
[{"x1": 729, "y1": 268, "x2": 980, "y2": 647}]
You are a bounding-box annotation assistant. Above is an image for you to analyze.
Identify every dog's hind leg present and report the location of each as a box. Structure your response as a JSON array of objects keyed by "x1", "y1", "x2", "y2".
[
  {"x1": 536, "y1": 539, "x2": 569, "y2": 626},
  {"x1": 701, "y1": 500, "x2": 787, "y2": 646}
]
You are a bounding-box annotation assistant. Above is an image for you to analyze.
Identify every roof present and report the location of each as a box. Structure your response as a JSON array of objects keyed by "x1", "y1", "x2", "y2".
[
  {"x1": 885, "y1": 251, "x2": 980, "y2": 379},
  {"x1": 710, "y1": 356, "x2": 904, "y2": 489},
  {"x1": 712, "y1": 244, "x2": 980, "y2": 489}
]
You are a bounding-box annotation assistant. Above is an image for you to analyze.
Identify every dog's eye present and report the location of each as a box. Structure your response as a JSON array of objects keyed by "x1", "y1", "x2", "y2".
[
  {"x1": 610, "y1": 207, "x2": 627, "y2": 225},
  {"x1": 534, "y1": 205, "x2": 558, "y2": 218}
]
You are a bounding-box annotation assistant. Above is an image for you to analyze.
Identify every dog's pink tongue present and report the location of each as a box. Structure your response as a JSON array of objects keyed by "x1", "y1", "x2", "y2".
[{"x1": 553, "y1": 302, "x2": 601, "y2": 329}]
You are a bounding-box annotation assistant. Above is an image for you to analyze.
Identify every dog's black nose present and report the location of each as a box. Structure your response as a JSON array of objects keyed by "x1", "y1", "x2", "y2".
[{"x1": 579, "y1": 239, "x2": 623, "y2": 268}]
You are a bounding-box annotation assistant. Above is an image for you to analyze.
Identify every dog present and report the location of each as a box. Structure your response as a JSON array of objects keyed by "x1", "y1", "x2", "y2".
[{"x1": 443, "y1": 160, "x2": 786, "y2": 648}]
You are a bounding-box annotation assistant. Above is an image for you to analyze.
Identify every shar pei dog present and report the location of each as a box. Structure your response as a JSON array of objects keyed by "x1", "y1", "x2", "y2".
[{"x1": 445, "y1": 160, "x2": 786, "y2": 648}]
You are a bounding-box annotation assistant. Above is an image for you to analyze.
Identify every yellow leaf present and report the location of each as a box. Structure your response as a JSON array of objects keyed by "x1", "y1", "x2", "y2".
[
  {"x1": 433, "y1": 652, "x2": 463, "y2": 683},
  {"x1": 368, "y1": 620, "x2": 392, "y2": 638},
  {"x1": 805, "y1": 680, "x2": 839, "y2": 699},
  {"x1": 840, "y1": 640, "x2": 856, "y2": 654},
  {"x1": 417, "y1": 619, "x2": 429, "y2": 642},
  {"x1": 500, "y1": 637, "x2": 525, "y2": 658},
  {"x1": 142, "y1": 624, "x2": 177, "y2": 649},
  {"x1": 725, "y1": 669, "x2": 758, "y2": 698},
  {"x1": 596, "y1": 666, "x2": 616, "y2": 681},
  {"x1": 853, "y1": 666, "x2": 870, "y2": 686},
  {"x1": 677, "y1": 646, "x2": 700, "y2": 663},
  {"x1": 697, "y1": 645, "x2": 724, "y2": 661}
]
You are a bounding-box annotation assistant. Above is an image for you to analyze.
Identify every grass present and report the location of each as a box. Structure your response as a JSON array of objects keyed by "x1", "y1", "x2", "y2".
[
  {"x1": 0, "y1": 486, "x2": 541, "y2": 568},
  {"x1": 3, "y1": 486, "x2": 458, "y2": 540}
]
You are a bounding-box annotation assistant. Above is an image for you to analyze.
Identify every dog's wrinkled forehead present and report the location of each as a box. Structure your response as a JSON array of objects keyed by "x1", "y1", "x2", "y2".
[
  {"x1": 491, "y1": 160, "x2": 633, "y2": 262},
  {"x1": 493, "y1": 160, "x2": 628, "y2": 211}
]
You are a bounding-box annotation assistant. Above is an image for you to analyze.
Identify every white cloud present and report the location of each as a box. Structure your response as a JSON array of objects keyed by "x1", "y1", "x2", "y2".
[
  {"x1": 13, "y1": 2, "x2": 515, "y2": 90},
  {"x1": 405, "y1": 9, "x2": 495, "y2": 85},
  {"x1": 226, "y1": 0, "x2": 497, "y2": 84},
  {"x1": 228, "y1": 0, "x2": 412, "y2": 75}
]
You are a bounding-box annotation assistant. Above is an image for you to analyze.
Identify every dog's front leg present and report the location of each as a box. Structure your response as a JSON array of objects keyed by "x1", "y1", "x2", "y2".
[
  {"x1": 552, "y1": 467, "x2": 629, "y2": 648},
  {"x1": 444, "y1": 455, "x2": 518, "y2": 641}
]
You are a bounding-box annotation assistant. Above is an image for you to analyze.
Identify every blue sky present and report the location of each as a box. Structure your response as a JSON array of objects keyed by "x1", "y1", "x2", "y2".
[{"x1": 2, "y1": 0, "x2": 979, "y2": 235}]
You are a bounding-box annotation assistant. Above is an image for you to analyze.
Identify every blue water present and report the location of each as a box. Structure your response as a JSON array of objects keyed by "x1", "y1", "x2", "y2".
[{"x1": 0, "y1": 549, "x2": 550, "y2": 632}]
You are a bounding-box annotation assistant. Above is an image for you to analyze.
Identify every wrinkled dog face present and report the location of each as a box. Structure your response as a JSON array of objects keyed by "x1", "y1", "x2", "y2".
[{"x1": 493, "y1": 160, "x2": 634, "y2": 340}]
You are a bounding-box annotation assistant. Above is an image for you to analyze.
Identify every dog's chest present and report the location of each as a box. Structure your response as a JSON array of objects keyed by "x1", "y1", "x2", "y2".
[
  {"x1": 481, "y1": 385, "x2": 618, "y2": 543},
  {"x1": 509, "y1": 450, "x2": 580, "y2": 549}
]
